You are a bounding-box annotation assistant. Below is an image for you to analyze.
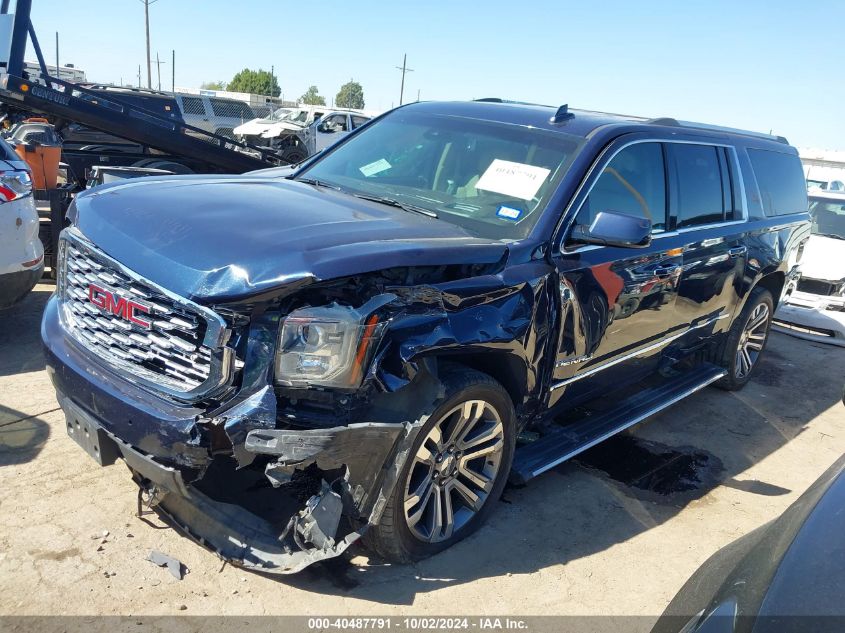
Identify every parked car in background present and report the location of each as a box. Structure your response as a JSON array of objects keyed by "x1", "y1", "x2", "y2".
[
  {"x1": 232, "y1": 106, "x2": 293, "y2": 141},
  {"x1": 0, "y1": 136, "x2": 41, "y2": 309},
  {"x1": 173, "y1": 93, "x2": 255, "y2": 139},
  {"x1": 240, "y1": 106, "x2": 371, "y2": 163},
  {"x1": 42, "y1": 100, "x2": 809, "y2": 575},
  {"x1": 652, "y1": 454, "x2": 845, "y2": 633},
  {"x1": 774, "y1": 190, "x2": 845, "y2": 346}
]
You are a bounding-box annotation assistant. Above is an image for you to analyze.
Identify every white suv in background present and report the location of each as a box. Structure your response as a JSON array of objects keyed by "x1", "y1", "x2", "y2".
[
  {"x1": 174, "y1": 94, "x2": 256, "y2": 139},
  {"x1": 0, "y1": 137, "x2": 42, "y2": 309}
]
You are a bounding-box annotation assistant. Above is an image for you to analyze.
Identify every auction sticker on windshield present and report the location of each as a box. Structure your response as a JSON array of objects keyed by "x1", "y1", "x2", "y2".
[
  {"x1": 476, "y1": 159, "x2": 551, "y2": 200},
  {"x1": 360, "y1": 158, "x2": 392, "y2": 177}
]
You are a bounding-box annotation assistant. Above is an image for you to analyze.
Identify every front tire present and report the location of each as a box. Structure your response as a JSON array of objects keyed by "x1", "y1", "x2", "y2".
[
  {"x1": 364, "y1": 366, "x2": 515, "y2": 563},
  {"x1": 715, "y1": 287, "x2": 774, "y2": 391}
]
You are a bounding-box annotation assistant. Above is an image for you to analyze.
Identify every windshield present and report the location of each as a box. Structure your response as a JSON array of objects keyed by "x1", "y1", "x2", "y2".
[
  {"x1": 297, "y1": 109, "x2": 581, "y2": 239},
  {"x1": 809, "y1": 196, "x2": 845, "y2": 240},
  {"x1": 280, "y1": 109, "x2": 310, "y2": 125},
  {"x1": 270, "y1": 107, "x2": 292, "y2": 121}
]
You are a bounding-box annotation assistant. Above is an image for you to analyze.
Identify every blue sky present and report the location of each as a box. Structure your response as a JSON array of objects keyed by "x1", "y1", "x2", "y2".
[{"x1": 23, "y1": 0, "x2": 845, "y2": 149}]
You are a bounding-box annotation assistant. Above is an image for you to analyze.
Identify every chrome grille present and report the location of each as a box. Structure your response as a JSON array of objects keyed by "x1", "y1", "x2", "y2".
[{"x1": 58, "y1": 230, "x2": 231, "y2": 400}]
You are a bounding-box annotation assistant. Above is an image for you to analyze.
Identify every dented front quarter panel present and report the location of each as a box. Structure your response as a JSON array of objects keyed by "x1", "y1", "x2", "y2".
[{"x1": 44, "y1": 215, "x2": 558, "y2": 573}]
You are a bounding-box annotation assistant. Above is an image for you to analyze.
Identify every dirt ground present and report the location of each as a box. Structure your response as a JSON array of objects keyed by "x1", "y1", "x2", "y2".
[{"x1": 1, "y1": 283, "x2": 844, "y2": 623}]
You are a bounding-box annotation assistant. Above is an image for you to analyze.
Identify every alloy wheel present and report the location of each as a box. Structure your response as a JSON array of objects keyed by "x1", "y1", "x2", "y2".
[
  {"x1": 735, "y1": 303, "x2": 769, "y2": 379},
  {"x1": 403, "y1": 400, "x2": 505, "y2": 543}
]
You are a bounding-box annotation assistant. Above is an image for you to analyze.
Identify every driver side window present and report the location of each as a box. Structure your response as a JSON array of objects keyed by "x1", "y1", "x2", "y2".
[{"x1": 575, "y1": 142, "x2": 667, "y2": 231}]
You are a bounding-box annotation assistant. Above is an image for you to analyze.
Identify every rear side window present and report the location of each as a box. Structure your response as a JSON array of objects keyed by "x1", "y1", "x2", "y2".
[
  {"x1": 669, "y1": 144, "x2": 726, "y2": 228},
  {"x1": 748, "y1": 149, "x2": 808, "y2": 216},
  {"x1": 575, "y1": 142, "x2": 667, "y2": 231},
  {"x1": 210, "y1": 99, "x2": 254, "y2": 119},
  {"x1": 180, "y1": 96, "x2": 206, "y2": 116}
]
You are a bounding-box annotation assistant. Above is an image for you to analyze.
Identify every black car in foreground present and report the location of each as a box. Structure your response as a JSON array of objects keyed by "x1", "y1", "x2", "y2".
[
  {"x1": 42, "y1": 100, "x2": 810, "y2": 573},
  {"x1": 653, "y1": 454, "x2": 845, "y2": 633}
]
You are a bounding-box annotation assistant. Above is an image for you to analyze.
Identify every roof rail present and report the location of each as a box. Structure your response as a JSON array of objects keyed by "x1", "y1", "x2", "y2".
[
  {"x1": 647, "y1": 116, "x2": 788, "y2": 144},
  {"x1": 473, "y1": 97, "x2": 552, "y2": 107},
  {"x1": 647, "y1": 117, "x2": 680, "y2": 126}
]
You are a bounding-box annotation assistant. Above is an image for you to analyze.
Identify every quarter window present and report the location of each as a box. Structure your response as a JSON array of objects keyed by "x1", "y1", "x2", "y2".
[
  {"x1": 670, "y1": 144, "x2": 725, "y2": 228},
  {"x1": 748, "y1": 149, "x2": 808, "y2": 216},
  {"x1": 575, "y1": 142, "x2": 667, "y2": 231},
  {"x1": 351, "y1": 115, "x2": 370, "y2": 129}
]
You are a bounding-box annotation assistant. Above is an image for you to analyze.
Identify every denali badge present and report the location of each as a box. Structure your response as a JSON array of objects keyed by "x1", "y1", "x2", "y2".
[{"x1": 88, "y1": 283, "x2": 152, "y2": 329}]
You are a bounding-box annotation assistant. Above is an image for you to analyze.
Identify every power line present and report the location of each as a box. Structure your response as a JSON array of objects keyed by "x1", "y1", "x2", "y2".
[{"x1": 395, "y1": 54, "x2": 414, "y2": 106}]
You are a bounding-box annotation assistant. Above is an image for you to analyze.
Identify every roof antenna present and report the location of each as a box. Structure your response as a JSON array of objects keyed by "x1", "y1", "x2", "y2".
[{"x1": 550, "y1": 104, "x2": 574, "y2": 124}]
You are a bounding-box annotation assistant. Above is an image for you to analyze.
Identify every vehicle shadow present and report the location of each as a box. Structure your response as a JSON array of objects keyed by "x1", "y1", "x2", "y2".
[
  {"x1": 0, "y1": 282, "x2": 53, "y2": 377},
  {"x1": 0, "y1": 404, "x2": 51, "y2": 466},
  {"x1": 276, "y1": 332, "x2": 845, "y2": 603}
]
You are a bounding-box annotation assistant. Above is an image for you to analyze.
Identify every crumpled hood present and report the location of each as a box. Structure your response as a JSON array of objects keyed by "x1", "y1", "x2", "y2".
[
  {"x1": 72, "y1": 176, "x2": 508, "y2": 303},
  {"x1": 800, "y1": 234, "x2": 845, "y2": 282},
  {"x1": 260, "y1": 121, "x2": 307, "y2": 138},
  {"x1": 232, "y1": 118, "x2": 273, "y2": 137},
  {"x1": 233, "y1": 117, "x2": 301, "y2": 137}
]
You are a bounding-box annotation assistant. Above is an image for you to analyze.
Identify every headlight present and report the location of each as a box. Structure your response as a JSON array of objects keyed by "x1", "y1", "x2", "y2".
[{"x1": 275, "y1": 302, "x2": 385, "y2": 389}]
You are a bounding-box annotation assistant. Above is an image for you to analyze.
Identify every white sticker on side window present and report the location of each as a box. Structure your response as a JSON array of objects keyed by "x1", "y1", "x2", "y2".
[
  {"x1": 359, "y1": 158, "x2": 392, "y2": 177},
  {"x1": 475, "y1": 159, "x2": 551, "y2": 200}
]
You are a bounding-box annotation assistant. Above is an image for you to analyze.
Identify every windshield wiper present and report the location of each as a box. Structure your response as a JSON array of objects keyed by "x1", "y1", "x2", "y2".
[
  {"x1": 352, "y1": 193, "x2": 438, "y2": 218},
  {"x1": 296, "y1": 177, "x2": 341, "y2": 190},
  {"x1": 814, "y1": 232, "x2": 845, "y2": 241}
]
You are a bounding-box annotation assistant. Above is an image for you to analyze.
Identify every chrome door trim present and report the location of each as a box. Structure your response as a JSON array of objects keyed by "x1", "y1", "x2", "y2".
[{"x1": 550, "y1": 313, "x2": 729, "y2": 391}]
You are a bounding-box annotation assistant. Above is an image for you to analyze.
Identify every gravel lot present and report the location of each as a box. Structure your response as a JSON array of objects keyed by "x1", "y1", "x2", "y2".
[{"x1": 1, "y1": 283, "x2": 843, "y2": 625}]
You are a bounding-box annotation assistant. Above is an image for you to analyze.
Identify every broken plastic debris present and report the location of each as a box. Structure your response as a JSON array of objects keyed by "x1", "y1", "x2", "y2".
[{"x1": 146, "y1": 550, "x2": 187, "y2": 580}]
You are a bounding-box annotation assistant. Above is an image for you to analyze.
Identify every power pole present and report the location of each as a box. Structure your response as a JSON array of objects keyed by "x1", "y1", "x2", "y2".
[
  {"x1": 140, "y1": 0, "x2": 159, "y2": 89},
  {"x1": 137, "y1": 64, "x2": 141, "y2": 88},
  {"x1": 395, "y1": 54, "x2": 414, "y2": 106},
  {"x1": 54, "y1": 32, "x2": 59, "y2": 78},
  {"x1": 171, "y1": 49, "x2": 175, "y2": 92},
  {"x1": 153, "y1": 52, "x2": 166, "y2": 91}
]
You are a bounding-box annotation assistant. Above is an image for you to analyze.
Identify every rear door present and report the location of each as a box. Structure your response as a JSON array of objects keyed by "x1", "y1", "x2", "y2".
[
  {"x1": 667, "y1": 142, "x2": 747, "y2": 345},
  {"x1": 551, "y1": 138, "x2": 688, "y2": 406}
]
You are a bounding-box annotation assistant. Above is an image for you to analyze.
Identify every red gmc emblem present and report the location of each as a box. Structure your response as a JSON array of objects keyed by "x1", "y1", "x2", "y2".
[{"x1": 88, "y1": 283, "x2": 152, "y2": 329}]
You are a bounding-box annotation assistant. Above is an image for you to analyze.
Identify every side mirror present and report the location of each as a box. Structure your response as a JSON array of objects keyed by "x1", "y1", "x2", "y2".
[{"x1": 570, "y1": 210, "x2": 652, "y2": 248}]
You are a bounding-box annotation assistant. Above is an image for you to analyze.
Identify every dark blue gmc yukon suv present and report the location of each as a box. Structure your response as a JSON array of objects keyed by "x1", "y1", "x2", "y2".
[{"x1": 43, "y1": 100, "x2": 810, "y2": 573}]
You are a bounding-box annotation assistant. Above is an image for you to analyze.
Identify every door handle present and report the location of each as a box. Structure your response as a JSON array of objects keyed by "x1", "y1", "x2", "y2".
[
  {"x1": 654, "y1": 265, "x2": 681, "y2": 277},
  {"x1": 728, "y1": 246, "x2": 747, "y2": 258}
]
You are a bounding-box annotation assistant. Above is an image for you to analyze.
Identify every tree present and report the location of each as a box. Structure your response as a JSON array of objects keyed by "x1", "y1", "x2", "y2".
[
  {"x1": 300, "y1": 85, "x2": 326, "y2": 106},
  {"x1": 335, "y1": 80, "x2": 364, "y2": 109},
  {"x1": 227, "y1": 69, "x2": 280, "y2": 97},
  {"x1": 200, "y1": 80, "x2": 227, "y2": 90}
]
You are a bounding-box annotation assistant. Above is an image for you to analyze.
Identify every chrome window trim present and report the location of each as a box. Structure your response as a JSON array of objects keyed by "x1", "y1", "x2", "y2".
[
  {"x1": 550, "y1": 313, "x2": 729, "y2": 391},
  {"x1": 560, "y1": 139, "x2": 749, "y2": 255},
  {"x1": 58, "y1": 227, "x2": 234, "y2": 404}
]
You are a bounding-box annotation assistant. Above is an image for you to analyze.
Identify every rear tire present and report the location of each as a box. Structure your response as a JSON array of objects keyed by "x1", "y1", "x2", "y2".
[
  {"x1": 715, "y1": 287, "x2": 774, "y2": 391},
  {"x1": 364, "y1": 366, "x2": 515, "y2": 563}
]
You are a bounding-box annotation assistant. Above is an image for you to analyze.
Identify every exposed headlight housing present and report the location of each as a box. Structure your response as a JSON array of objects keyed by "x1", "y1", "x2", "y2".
[{"x1": 275, "y1": 302, "x2": 385, "y2": 389}]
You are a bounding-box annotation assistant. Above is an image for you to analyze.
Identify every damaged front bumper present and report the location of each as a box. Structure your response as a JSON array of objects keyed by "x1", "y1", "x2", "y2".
[
  {"x1": 773, "y1": 290, "x2": 845, "y2": 347},
  {"x1": 43, "y1": 296, "x2": 435, "y2": 573}
]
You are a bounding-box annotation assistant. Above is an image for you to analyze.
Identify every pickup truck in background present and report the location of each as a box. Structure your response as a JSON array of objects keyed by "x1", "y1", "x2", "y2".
[{"x1": 42, "y1": 100, "x2": 810, "y2": 574}]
